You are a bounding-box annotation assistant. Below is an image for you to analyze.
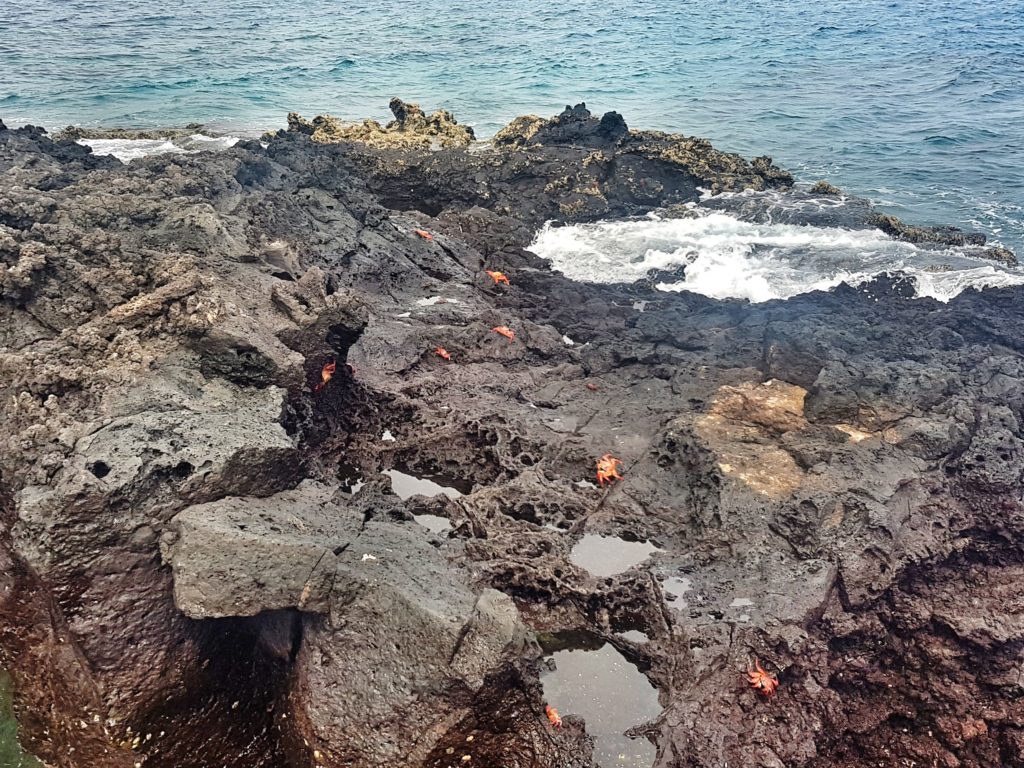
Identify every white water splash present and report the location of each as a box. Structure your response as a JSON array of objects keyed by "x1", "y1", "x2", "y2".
[
  {"x1": 529, "y1": 212, "x2": 1024, "y2": 303},
  {"x1": 78, "y1": 134, "x2": 239, "y2": 162}
]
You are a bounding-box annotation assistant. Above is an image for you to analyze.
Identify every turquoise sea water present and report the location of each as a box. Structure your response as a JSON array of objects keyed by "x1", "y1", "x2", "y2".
[{"x1": 1, "y1": 0, "x2": 1022, "y2": 251}]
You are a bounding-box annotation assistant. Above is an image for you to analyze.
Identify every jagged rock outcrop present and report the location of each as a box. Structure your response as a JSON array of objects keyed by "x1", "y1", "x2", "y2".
[
  {"x1": 810, "y1": 179, "x2": 843, "y2": 195},
  {"x1": 286, "y1": 97, "x2": 474, "y2": 148},
  {"x1": 493, "y1": 102, "x2": 629, "y2": 148},
  {"x1": 162, "y1": 481, "x2": 531, "y2": 766}
]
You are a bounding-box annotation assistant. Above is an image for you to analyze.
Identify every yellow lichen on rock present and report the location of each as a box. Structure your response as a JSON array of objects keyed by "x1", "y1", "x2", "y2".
[
  {"x1": 287, "y1": 98, "x2": 474, "y2": 149},
  {"x1": 710, "y1": 379, "x2": 808, "y2": 434},
  {"x1": 492, "y1": 115, "x2": 544, "y2": 148},
  {"x1": 631, "y1": 130, "x2": 793, "y2": 194},
  {"x1": 696, "y1": 379, "x2": 809, "y2": 497}
]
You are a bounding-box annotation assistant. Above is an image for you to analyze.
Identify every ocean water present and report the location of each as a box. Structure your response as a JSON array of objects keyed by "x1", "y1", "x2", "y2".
[
  {"x1": 529, "y1": 205, "x2": 1024, "y2": 303},
  {"x1": 2, "y1": 0, "x2": 1023, "y2": 293}
]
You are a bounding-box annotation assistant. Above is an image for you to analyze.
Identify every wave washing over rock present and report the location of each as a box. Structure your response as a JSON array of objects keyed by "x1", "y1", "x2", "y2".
[
  {"x1": 78, "y1": 134, "x2": 242, "y2": 162},
  {"x1": 530, "y1": 207, "x2": 1024, "y2": 303},
  {"x1": 2, "y1": 103, "x2": 1024, "y2": 768}
]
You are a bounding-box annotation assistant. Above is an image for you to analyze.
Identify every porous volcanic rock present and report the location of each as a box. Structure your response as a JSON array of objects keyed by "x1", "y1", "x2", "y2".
[
  {"x1": 52, "y1": 124, "x2": 210, "y2": 141},
  {"x1": 2, "y1": 101, "x2": 1023, "y2": 768},
  {"x1": 286, "y1": 97, "x2": 474, "y2": 149}
]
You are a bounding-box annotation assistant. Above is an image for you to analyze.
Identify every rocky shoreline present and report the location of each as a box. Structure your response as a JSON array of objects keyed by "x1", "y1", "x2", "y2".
[{"x1": 2, "y1": 102, "x2": 1023, "y2": 768}]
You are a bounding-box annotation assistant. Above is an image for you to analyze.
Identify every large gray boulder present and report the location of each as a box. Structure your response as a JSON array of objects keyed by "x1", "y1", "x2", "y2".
[
  {"x1": 162, "y1": 486, "x2": 529, "y2": 767},
  {"x1": 161, "y1": 482, "x2": 362, "y2": 618}
]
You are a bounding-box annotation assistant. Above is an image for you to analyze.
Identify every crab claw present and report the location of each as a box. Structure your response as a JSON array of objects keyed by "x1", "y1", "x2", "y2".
[{"x1": 746, "y1": 657, "x2": 779, "y2": 697}]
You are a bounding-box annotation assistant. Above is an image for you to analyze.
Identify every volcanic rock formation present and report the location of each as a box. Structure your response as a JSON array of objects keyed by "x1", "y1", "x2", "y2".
[{"x1": 1, "y1": 103, "x2": 1023, "y2": 768}]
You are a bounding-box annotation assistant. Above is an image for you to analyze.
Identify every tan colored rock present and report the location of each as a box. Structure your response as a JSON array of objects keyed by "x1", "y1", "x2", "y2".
[
  {"x1": 696, "y1": 380, "x2": 809, "y2": 497},
  {"x1": 709, "y1": 379, "x2": 808, "y2": 434},
  {"x1": 287, "y1": 98, "x2": 474, "y2": 149},
  {"x1": 632, "y1": 132, "x2": 794, "y2": 194},
  {"x1": 492, "y1": 115, "x2": 544, "y2": 148}
]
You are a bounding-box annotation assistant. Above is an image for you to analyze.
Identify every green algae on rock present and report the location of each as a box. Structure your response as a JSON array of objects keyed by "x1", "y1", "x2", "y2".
[{"x1": 0, "y1": 670, "x2": 43, "y2": 768}]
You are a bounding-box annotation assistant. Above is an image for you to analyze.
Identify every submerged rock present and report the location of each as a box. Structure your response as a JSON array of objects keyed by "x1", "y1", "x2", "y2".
[
  {"x1": 982, "y1": 244, "x2": 1018, "y2": 265},
  {"x1": 870, "y1": 210, "x2": 988, "y2": 247}
]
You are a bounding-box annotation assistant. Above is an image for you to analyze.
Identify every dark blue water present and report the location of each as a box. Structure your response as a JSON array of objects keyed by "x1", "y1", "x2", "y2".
[{"x1": 2, "y1": 0, "x2": 1022, "y2": 251}]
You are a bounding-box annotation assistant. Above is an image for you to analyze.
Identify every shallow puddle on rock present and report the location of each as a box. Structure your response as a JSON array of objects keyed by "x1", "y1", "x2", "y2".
[
  {"x1": 415, "y1": 296, "x2": 459, "y2": 306},
  {"x1": 618, "y1": 630, "x2": 649, "y2": 644},
  {"x1": 383, "y1": 467, "x2": 471, "y2": 501},
  {"x1": 1, "y1": 670, "x2": 43, "y2": 768},
  {"x1": 338, "y1": 462, "x2": 365, "y2": 494},
  {"x1": 570, "y1": 534, "x2": 660, "y2": 578},
  {"x1": 662, "y1": 576, "x2": 693, "y2": 606},
  {"x1": 413, "y1": 514, "x2": 452, "y2": 534},
  {"x1": 540, "y1": 631, "x2": 660, "y2": 768}
]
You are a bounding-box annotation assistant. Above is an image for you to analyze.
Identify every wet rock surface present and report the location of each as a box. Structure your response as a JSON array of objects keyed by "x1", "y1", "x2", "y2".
[
  {"x1": 52, "y1": 124, "x2": 214, "y2": 142},
  {"x1": 2, "y1": 103, "x2": 1024, "y2": 768}
]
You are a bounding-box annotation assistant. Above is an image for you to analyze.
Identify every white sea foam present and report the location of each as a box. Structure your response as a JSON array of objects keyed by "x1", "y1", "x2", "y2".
[
  {"x1": 528, "y1": 212, "x2": 1024, "y2": 303},
  {"x1": 179, "y1": 134, "x2": 241, "y2": 151},
  {"x1": 78, "y1": 134, "x2": 239, "y2": 163},
  {"x1": 79, "y1": 138, "x2": 183, "y2": 162}
]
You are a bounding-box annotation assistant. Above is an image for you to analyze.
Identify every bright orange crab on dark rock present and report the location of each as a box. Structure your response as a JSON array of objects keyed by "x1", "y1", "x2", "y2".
[
  {"x1": 485, "y1": 270, "x2": 510, "y2": 285},
  {"x1": 747, "y1": 658, "x2": 778, "y2": 698},
  {"x1": 312, "y1": 360, "x2": 336, "y2": 393},
  {"x1": 595, "y1": 454, "x2": 623, "y2": 486},
  {"x1": 491, "y1": 325, "x2": 515, "y2": 341}
]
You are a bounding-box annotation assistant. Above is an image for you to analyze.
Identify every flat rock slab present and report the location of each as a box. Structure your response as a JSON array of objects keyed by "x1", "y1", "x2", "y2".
[{"x1": 162, "y1": 482, "x2": 362, "y2": 618}]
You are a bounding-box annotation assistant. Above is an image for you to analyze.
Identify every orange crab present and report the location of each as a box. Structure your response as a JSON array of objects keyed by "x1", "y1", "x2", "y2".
[
  {"x1": 545, "y1": 705, "x2": 562, "y2": 728},
  {"x1": 312, "y1": 360, "x2": 337, "y2": 393},
  {"x1": 413, "y1": 229, "x2": 434, "y2": 241},
  {"x1": 435, "y1": 347, "x2": 451, "y2": 361},
  {"x1": 747, "y1": 658, "x2": 779, "y2": 698},
  {"x1": 595, "y1": 454, "x2": 623, "y2": 486},
  {"x1": 486, "y1": 270, "x2": 510, "y2": 286},
  {"x1": 491, "y1": 325, "x2": 515, "y2": 342}
]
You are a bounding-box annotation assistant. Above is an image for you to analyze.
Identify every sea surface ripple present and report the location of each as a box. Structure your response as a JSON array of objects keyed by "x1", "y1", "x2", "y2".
[{"x1": 2, "y1": 0, "x2": 1022, "y2": 251}]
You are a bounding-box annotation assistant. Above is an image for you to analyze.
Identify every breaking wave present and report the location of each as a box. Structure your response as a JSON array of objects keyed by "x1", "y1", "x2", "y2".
[
  {"x1": 79, "y1": 134, "x2": 240, "y2": 162},
  {"x1": 528, "y1": 211, "x2": 1024, "y2": 303}
]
